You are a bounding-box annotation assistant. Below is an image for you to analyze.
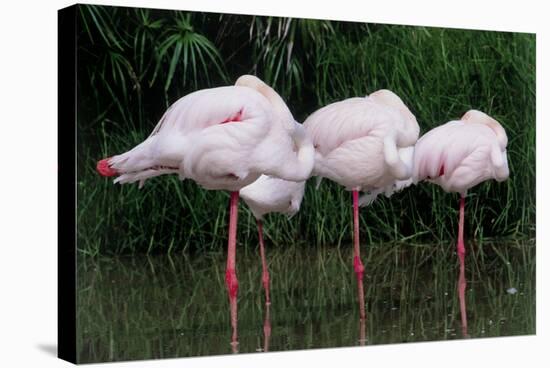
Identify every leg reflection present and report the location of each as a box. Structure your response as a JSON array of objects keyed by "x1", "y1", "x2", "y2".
[
  {"x1": 257, "y1": 220, "x2": 271, "y2": 305},
  {"x1": 263, "y1": 303, "x2": 271, "y2": 352},
  {"x1": 358, "y1": 316, "x2": 367, "y2": 346},
  {"x1": 457, "y1": 252, "x2": 469, "y2": 338},
  {"x1": 231, "y1": 339, "x2": 239, "y2": 354}
]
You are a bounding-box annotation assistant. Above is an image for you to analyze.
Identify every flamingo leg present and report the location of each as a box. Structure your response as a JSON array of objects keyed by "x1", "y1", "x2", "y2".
[
  {"x1": 225, "y1": 191, "x2": 239, "y2": 349},
  {"x1": 257, "y1": 220, "x2": 271, "y2": 305},
  {"x1": 457, "y1": 194, "x2": 466, "y2": 264},
  {"x1": 457, "y1": 193, "x2": 468, "y2": 337},
  {"x1": 352, "y1": 190, "x2": 366, "y2": 320}
]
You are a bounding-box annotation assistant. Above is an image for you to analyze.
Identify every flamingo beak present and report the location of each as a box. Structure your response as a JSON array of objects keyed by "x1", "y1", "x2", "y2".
[{"x1": 96, "y1": 158, "x2": 118, "y2": 177}]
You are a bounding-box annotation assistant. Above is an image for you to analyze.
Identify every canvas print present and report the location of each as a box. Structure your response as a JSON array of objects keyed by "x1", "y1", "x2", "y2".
[{"x1": 58, "y1": 3, "x2": 535, "y2": 364}]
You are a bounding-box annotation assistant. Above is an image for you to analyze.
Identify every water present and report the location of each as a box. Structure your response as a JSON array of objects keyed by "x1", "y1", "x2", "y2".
[{"x1": 77, "y1": 240, "x2": 535, "y2": 363}]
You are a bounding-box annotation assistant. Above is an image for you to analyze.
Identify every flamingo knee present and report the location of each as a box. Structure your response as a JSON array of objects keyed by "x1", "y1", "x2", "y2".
[
  {"x1": 225, "y1": 268, "x2": 239, "y2": 299},
  {"x1": 353, "y1": 255, "x2": 365, "y2": 281}
]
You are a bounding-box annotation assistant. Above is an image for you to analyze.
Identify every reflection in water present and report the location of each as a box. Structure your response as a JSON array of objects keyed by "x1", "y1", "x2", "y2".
[
  {"x1": 359, "y1": 317, "x2": 366, "y2": 346},
  {"x1": 231, "y1": 284, "x2": 272, "y2": 354},
  {"x1": 457, "y1": 253, "x2": 469, "y2": 338},
  {"x1": 77, "y1": 241, "x2": 534, "y2": 363},
  {"x1": 263, "y1": 303, "x2": 271, "y2": 352},
  {"x1": 231, "y1": 336, "x2": 239, "y2": 354}
]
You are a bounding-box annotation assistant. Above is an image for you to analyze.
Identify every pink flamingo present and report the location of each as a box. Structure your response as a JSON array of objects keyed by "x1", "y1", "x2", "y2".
[
  {"x1": 96, "y1": 75, "x2": 314, "y2": 347},
  {"x1": 235, "y1": 75, "x2": 309, "y2": 306},
  {"x1": 413, "y1": 110, "x2": 509, "y2": 265},
  {"x1": 303, "y1": 90, "x2": 420, "y2": 319},
  {"x1": 240, "y1": 174, "x2": 306, "y2": 305},
  {"x1": 412, "y1": 110, "x2": 509, "y2": 332}
]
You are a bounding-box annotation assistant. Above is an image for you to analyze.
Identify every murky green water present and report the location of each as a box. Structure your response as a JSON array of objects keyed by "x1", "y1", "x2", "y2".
[{"x1": 77, "y1": 240, "x2": 535, "y2": 363}]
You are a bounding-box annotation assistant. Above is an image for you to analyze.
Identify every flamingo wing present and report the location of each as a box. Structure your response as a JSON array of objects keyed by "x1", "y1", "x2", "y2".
[
  {"x1": 304, "y1": 97, "x2": 415, "y2": 189},
  {"x1": 149, "y1": 86, "x2": 273, "y2": 136},
  {"x1": 413, "y1": 121, "x2": 509, "y2": 193},
  {"x1": 105, "y1": 86, "x2": 274, "y2": 186}
]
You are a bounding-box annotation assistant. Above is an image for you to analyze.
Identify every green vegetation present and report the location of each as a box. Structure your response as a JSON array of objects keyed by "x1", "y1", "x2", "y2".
[{"x1": 76, "y1": 4, "x2": 535, "y2": 256}]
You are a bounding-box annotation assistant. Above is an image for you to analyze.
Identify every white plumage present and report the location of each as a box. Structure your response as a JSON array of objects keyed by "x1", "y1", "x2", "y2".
[
  {"x1": 99, "y1": 79, "x2": 314, "y2": 191},
  {"x1": 413, "y1": 109, "x2": 509, "y2": 194},
  {"x1": 240, "y1": 175, "x2": 305, "y2": 219},
  {"x1": 357, "y1": 146, "x2": 415, "y2": 207},
  {"x1": 303, "y1": 89, "x2": 419, "y2": 196}
]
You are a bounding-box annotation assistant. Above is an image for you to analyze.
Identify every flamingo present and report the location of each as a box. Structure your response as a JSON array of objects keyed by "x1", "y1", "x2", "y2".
[
  {"x1": 240, "y1": 175, "x2": 306, "y2": 305},
  {"x1": 303, "y1": 90, "x2": 420, "y2": 319},
  {"x1": 412, "y1": 110, "x2": 509, "y2": 307},
  {"x1": 96, "y1": 75, "x2": 314, "y2": 347}
]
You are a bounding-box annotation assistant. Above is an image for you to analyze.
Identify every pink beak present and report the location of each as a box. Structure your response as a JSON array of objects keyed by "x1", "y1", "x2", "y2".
[{"x1": 96, "y1": 158, "x2": 118, "y2": 177}]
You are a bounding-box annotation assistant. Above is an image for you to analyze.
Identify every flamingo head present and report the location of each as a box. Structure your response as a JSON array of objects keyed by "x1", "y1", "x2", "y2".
[
  {"x1": 461, "y1": 110, "x2": 508, "y2": 150},
  {"x1": 369, "y1": 89, "x2": 419, "y2": 145}
]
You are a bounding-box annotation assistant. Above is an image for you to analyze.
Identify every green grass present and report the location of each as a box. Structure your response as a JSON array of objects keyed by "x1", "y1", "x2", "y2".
[{"x1": 76, "y1": 5, "x2": 535, "y2": 256}]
